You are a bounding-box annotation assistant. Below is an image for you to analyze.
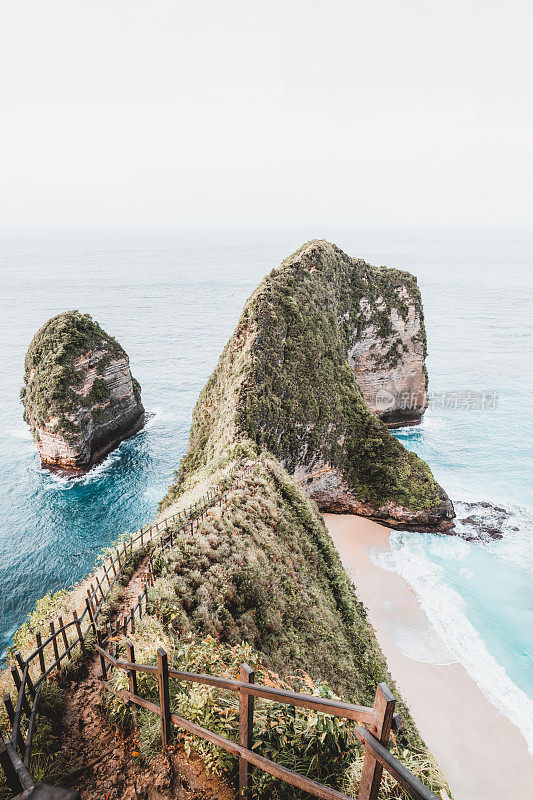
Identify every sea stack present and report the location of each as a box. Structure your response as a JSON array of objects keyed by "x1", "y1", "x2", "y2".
[
  {"x1": 179, "y1": 240, "x2": 454, "y2": 530},
  {"x1": 21, "y1": 311, "x2": 145, "y2": 473}
]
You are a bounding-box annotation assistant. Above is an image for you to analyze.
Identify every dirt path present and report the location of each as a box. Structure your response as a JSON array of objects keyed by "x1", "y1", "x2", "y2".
[{"x1": 55, "y1": 558, "x2": 235, "y2": 800}]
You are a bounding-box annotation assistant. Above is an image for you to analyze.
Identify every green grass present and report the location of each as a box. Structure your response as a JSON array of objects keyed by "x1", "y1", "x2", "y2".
[
  {"x1": 21, "y1": 310, "x2": 140, "y2": 442},
  {"x1": 162, "y1": 240, "x2": 444, "y2": 516},
  {"x1": 154, "y1": 459, "x2": 423, "y2": 752}
]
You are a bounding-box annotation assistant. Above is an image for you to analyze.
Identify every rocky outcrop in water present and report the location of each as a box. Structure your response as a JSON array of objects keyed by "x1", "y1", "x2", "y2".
[
  {"x1": 21, "y1": 311, "x2": 145, "y2": 473},
  {"x1": 175, "y1": 239, "x2": 454, "y2": 530}
]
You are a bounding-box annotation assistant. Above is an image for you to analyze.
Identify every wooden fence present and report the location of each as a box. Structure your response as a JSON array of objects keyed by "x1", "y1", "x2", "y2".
[
  {"x1": 1, "y1": 459, "x2": 443, "y2": 800},
  {"x1": 0, "y1": 461, "x2": 259, "y2": 797},
  {"x1": 96, "y1": 638, "x2": 439, "y2": 800}
]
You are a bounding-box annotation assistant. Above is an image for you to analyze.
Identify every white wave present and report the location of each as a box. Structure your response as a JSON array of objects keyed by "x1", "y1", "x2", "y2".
[
  {"x1": 39, "y1": 445, "x2": 124, "y2": 489},
  {"x1": 143, "y1": 407, "x2": 177, "y2": 429},
  {"x1": 377, "y1": 596, "x2": 456, "y2": 666},
  {"x1": 453, "y1": 497, "x2": 533, "y2": 576},
  {"x1": 78, "y1": 449, "x2": 123, "y2": 483},
  {"x1": 374, "y1": 533, "x2": 533, "y2": 754},
  {"x1": 417, "y1": 411, "x2": 446, "y2": 432}
]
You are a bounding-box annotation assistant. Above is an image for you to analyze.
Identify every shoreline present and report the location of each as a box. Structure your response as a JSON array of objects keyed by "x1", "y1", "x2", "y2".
[
  {"x1": 323, "y1": 512, "x2": 533, "y2": 800},
  {"x1": 40, "y1": 411, "x2": 147, "y2": 477}
]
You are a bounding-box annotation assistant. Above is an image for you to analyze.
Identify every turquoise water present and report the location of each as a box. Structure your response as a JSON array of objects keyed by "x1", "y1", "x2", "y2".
[{"x1": 0, "y1": 231, "x2": 531, "y2": 746}]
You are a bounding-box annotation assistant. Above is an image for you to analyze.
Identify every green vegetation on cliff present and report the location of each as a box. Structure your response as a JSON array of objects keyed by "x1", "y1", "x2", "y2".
[
  {"x1": 21, "y1": 310, "x2": 124, "y2": 433},
  {"x1": 165, "y1": 240, "x2": 443, "y2": 516},
  {"x1": 139, "y1": 457, "x2": 450, "y2": 797},
  {"x1": 156, "y1": 458, "x2": 422, "y2": 750},
  {"x1": 149, "y1": 242, "x2": 453, "y2": 793}
]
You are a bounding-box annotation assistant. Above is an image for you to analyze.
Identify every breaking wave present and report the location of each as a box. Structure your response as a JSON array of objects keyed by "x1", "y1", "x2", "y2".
[{"x1": 373, "y1": 499, "x2": 533, "y2": 753}]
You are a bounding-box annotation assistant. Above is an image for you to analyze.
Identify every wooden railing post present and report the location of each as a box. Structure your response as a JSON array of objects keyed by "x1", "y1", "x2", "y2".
[
  {"x1": 239, "y1": 663, "x2": 255, "y2": 798},
  {"x1": 49, "y1": 621, "x2": 60, "y2": 666},
  {"x1": 10, "y1": 666, "x2": 30, "y2": 717},
  {"x1": 126, "y1": 640, "x2": 137, "y2": 697},
  {"x1": 357, "y1": 682, "x2": 395, "y2": 800},
  {"x1": 106, "y1": 623, "x2": 113, "y2": 657},
  {"x1": 14, "y1": 653, "x2": 34, "y2": 698},
  {"x1": 35, "y1": 631, "x2": 46, "y2": 675},
  {"x1": 73, "y1": 610, "x2": 86, "y2": 654},
  {"x1": 157, "y1": 648, "x2": 172, "y2": 748},
  {"x1": 3, "y1": 694, "x2": 24, "y2": 753},
  {"x1": 58, "y1": 616, "x2": 70, "y2": 660},
  {"x1": 0, "y1": 737, "x2": 23, "y2": 795},
  {"x1": 85, "y1": 598, "x2": 97, "y2": 639},
  {"x1": 96, "y1": 631, "x2": 107, "y2": 681}
]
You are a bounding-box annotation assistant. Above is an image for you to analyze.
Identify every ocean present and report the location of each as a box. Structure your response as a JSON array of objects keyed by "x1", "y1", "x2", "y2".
[{"x1": 0, "y1": 230, "x2": 531, "y2": 750}]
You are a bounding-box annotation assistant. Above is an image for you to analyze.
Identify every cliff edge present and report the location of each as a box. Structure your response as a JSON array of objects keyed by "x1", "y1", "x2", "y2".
[
  {"x1": 173, "y1": 240, "x2": 454, "y2": 530},
  {"x1": 21, "y1": 311, "x2": 145, "y2": 473}
]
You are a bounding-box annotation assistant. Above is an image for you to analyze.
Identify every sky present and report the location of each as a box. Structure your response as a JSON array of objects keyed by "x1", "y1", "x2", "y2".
[{"x1": 0, "y1": 0, "x2": 531, "y2": 234}]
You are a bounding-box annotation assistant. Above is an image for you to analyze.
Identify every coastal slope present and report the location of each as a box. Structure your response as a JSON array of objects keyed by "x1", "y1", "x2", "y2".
[
  {"x1": 21, "y1": 311, "x2": 145, "y2": 473},
  {"x1": 166, "y1": 239, "x2": 454, "y2": 530}
]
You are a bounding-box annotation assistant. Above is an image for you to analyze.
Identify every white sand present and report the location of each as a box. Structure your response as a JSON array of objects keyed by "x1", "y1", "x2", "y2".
[{"x1": 324, "y1": 512, "x2": 533, "y2": 800}]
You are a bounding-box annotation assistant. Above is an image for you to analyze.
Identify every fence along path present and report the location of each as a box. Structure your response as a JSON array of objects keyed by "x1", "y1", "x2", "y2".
[
  {"x1": 96, "y1": 637, "x2": 439, "y2": 800},
  {"x1": 1, "y1": 459, "x2": 441, "y2": 800},
  {"x1": 0, "y1": 460, "x2": 259, "y2": 797}
]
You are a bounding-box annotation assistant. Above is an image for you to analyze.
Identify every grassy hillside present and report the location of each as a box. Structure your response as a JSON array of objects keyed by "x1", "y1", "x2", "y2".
[
  {"x1": 142, "y1": 456, "x2": 451, "y2": 797},
  {"x1": 156, "y1": 457, "x2": 422, "y2": 750}
]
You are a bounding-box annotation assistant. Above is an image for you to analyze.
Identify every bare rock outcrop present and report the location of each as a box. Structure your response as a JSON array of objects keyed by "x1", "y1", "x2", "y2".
[
  {"x1": 21, "y1": 311, "x2": 145, "y2": 473},
  {"x1": 349, "y1": 286, "x2": 428, "y2": 427}
]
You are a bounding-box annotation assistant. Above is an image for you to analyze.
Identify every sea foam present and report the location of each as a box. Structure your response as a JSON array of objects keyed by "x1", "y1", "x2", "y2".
[{"x1": 373, "y1": 528, "x2": 533, "y2": 754}]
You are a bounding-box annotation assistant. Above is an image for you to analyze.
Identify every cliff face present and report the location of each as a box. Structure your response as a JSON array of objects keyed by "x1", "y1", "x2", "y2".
[
  {"x1": 174, "y1": 240, "x2": 453, "y2": 530},
  {"x1": 21, "y1": 311, "x2": 144, "y2": 473},
  {"x1": 348, "y1": 284, "x2": 428, "y2": 426}
]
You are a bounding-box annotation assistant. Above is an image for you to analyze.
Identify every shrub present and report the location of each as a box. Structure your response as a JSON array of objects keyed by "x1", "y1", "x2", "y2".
[{"x1": 343, "y1": 743, "x2": 450, "y2": 799}]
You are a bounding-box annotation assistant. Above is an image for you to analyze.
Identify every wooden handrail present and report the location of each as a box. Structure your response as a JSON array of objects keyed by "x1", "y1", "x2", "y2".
[
  {"x1": 95, "y1": 645, "x2": 401, "y2": 730},
  {"x1": 24, "y1": 461, "x2": 259, "y2": 669},
  {"x1": 171, "y1": 709, "x2": 353, "y2": 800},
  {"x1": 23, "y1": 683, "x2": 43, "y2": 768},
  {"x1": 97, "y1": 642, "x2": 437, "y2": 800}
]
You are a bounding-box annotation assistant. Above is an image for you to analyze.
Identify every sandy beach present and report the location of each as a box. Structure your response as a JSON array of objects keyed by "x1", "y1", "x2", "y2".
[{"x1": 324, "y1": 513, "x2": 533, "y2": 800}]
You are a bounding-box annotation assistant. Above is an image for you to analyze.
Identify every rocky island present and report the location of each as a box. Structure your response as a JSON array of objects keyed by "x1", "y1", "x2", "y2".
[
  {"x1": 21, "y1": 311, "x2": 145, "y2": 473},
  {"x1": 168, "y1": 239, "x2": 454, "y2": 530}
]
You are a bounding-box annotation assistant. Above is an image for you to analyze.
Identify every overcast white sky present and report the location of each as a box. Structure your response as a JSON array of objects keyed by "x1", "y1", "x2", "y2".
[{"x1": 1, "y1": 1, "x2": 531, "y2": 234}]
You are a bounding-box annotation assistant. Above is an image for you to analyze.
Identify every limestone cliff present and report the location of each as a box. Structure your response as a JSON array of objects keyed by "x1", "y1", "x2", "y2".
[
  {"x1": 171, "y1": 240, "x2": 453, "y2": 530},
  {"x1": 348, "y1": 283, "x2": 428, "y2": 427},
  {"x1": 21, "y1": 311, "x2": 145, "y2": 473}
]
